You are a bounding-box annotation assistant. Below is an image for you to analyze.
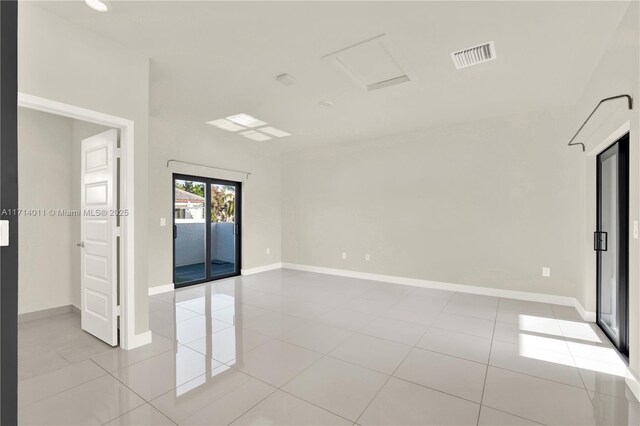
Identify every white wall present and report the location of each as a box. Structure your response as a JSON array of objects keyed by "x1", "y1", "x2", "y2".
[
  {"x1": 17, "y1": 108, "x2": 75, "y2": 314},
  {"x1": 573, "y1": 1, "x2": 640, "y2": 383},
  {"x1": 282, "y1": 107, "x2": 584, "y2": 299},
  {"x1": 19, "y1": 3, "x2": 151, "y2": 333},
  {"x1": 147, "y1": 116, "x2": 282, "y2": 288}
]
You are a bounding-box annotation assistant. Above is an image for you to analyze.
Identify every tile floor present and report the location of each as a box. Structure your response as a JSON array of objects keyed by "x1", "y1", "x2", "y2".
[{"x1": 18, "y1": 269, "x2": 640, "y2": 425}]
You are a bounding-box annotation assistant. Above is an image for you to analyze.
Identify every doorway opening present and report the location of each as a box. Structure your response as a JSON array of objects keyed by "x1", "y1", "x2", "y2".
[
  {"x1": 595, "y1": 132, "x2": 629, "y2": 359},
  {"x1": 173, "y1": 174, "x2": 242, "y2": 287},
  {"x1": 17, "y1": 92, "x2": 146, "y2": 350}
]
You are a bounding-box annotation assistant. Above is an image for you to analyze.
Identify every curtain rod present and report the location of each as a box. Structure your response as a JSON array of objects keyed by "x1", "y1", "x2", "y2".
[
  {"x1": 568, "y1": 94, "x2": 633, "y2": 152},
  {"x1": 166, "y1": 159, "x2": 252, "y2": 178}
]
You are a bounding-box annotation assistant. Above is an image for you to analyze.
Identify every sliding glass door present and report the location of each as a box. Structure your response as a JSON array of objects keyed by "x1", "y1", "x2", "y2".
[
  {"x1": 595, "y1": 133, "x2": 629, "y2": 359},
  {"x1": 173, "y1": 174, "x2": 241, "y2": 287}
]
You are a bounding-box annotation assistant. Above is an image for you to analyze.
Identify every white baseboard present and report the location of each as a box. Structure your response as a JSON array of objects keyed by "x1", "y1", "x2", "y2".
[
  {"x1": 574, "y1": 300, "x2": 596, "y2": 322},
  {"x1": 148, "y1": 283, "x2": 174, "y2": 296},
  {"x1": 626, "y1": 374, "x2": 640, "y2": 403},
  {"x1": 18, "y1": 304, "x2": 76, "y2": 322},
  {"x1": 282, "y1": 262, "x2": 596, "y2": 322},
  {"x1": 123, "y1": 330, "x2": 152, "y2": 350},
  {"x1": 241, "y1": 262, "x2": 283, "y2": 276}
]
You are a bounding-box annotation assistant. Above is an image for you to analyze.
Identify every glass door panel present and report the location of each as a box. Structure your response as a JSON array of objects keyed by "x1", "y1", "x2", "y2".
[
  {"x1": 596, "y1": 133, "x2": 629, "y2": 359},
  {"x1": 174, "y1": 178, "x2": 207, "y2": 285},
  {"x1": 210, "y1": 182, "x2": 239, "y2": 279}
]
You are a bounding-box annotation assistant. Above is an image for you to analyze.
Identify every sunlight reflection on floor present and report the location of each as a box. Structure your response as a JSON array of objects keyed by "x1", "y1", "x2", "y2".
[{"x1": 518, "y1": 314, "x2": 629, "y2": 379}]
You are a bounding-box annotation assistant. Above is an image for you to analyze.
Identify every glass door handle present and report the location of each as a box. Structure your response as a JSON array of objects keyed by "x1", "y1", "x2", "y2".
[{"x1": 594, "y1": 231, "x2": 608, "y2": 251}]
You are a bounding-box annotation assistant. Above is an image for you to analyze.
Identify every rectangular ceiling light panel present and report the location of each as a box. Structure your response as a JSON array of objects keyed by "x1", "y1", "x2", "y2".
[
  {"x1": 323, "y1": 34, "x2": 411, "y2": 92},
  {"x1": 227, "y1": 113, "x2": 267, "y2": 128},
  {"x1": 259, "y1": 127, "x2": 291, "y2": 137},
  {"x1": 206, "y1": 118, "x2": 246, "y2": 132},
  {"x1": 451, "y1": 41, "x2": 496, "y2": 70},
  {"x1": 207, "y1": 113, "x2": 291, "y2": 141},
  {"x1": 240, "y1": 130, "x2": 272, "y2": 141}
]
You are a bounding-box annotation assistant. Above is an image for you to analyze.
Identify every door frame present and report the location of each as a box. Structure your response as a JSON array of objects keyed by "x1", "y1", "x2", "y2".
[
  {"x1": 17, "y1": 92, "x2": 148, "y2": 350},
  {"x1": 595, "y1": 132, "x2": 630, "y2": 360},
  {"x1": 172, "y1": 173, "x2": 242, "y2": 288}
]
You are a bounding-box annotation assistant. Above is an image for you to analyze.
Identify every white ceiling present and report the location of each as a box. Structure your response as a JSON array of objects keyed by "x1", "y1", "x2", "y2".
[{"x1": 32, "y1": 1, "x2": 631, "y2": 149}]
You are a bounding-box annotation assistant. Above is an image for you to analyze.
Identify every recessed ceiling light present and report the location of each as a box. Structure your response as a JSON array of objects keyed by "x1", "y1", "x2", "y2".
[
  {"x1": 85, "y1": 0, "x2": 109, "y2": 12},
  {"x1": 226, "y1": 114, "x2": 266, "y2": 128},
  {"x1": 206, "y1": 119, "x2": 245, "y2": 132},
  {"x1": 259, "y1": 127, "x2": 291, "y2": 138},
  {"x1": 240, "y1": 131, "x2": 272, "y2": 141}
]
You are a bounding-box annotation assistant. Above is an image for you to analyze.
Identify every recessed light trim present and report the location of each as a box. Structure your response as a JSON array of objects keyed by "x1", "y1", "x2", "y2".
[
  {"x1": 259, "y1": 127, "x2": 291, "y2": 138},
  {"x1": 85, "y1": 0, "x2": 109, "y2": 12},
  {"x1": 227, "y1": 114, "x2": 267, "y2": 128},
  {"x1": 240, "y1": 131, "x2": 272, "y2": 141},
  {"x1": 206, "y1": 119, "x2": 246, "y2": 132}
]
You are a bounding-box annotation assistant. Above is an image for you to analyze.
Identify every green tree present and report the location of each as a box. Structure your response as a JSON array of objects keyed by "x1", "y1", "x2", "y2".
[
  {"x1": 178, "y1": 181, "x2": 204, "y2": 197},
  {"x1": 211, "y1": 185, "x2": 235, "y2": 223},
  {"x1": 176, "y1": 181, "x2": 234, "y2": 222}
]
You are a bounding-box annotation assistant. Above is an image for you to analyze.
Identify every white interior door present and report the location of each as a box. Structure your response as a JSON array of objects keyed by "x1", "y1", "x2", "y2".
[{"x1": 80, "y1": 129, "x2": 118, "y2": 346}]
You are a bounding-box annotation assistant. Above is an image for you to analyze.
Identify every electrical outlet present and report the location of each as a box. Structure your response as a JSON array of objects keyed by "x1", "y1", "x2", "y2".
[
  {"x1": 266, "y1": 248, "x2": 271, "y2": 255},
  {"x1": 341, "y1": 252, "x2": 347, "y2": 260},
  {"x1": 365, "y1": 254, "x2": 371, "y2": 261},
  {"x1": 542, "y1": 267, "x2": 551, "y2": 277},
  {"x1": 160, "y1": 218, "x2": 166, "y2": 227}
]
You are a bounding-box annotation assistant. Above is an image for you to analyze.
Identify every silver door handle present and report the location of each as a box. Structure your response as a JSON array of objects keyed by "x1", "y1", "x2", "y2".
[{"x1": 76, "y1": 241, "x2": 85, "y2": 248}]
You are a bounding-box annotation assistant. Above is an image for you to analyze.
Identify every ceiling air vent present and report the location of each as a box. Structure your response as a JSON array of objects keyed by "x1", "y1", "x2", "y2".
[{"x1": 451, "y1": 41, "x2": 496, "y2": 70}]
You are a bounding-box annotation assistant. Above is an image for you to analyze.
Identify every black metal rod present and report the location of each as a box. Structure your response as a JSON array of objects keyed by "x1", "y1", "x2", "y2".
[{"x1": 568, "y1": 94, "x2": 633, "y2": 152}]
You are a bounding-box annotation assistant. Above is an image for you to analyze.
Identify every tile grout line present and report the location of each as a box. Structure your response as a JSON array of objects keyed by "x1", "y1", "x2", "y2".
[
  {"x1": 145, "y1": 361, "x2": 278, "y2": 425},
  {"x1": 558, "y1": 311, "x2": 599, "y2": 409},
  {"x1": 352, "y1": 345, "x2": 413, "y2": 425},
  {"x1": 90, "y1": 359, "x2": 151, "y2": 425},
  {"x1": 476, "y1": 298, "x2": 499, "y2": 425},
  {"x1": 219, "y1": 349, "x2": 355, "y2": 424},
  {"x1": 479, "y1": 404, "x2": 546, "y2": 426},
  {"x1": 223, "y1": 383, "x2": 279, "y2": 425},
  {"x1": 474, "y1": 299, "x2": 594, "y2": 425},
  {"x1": 353, "y1": 292, "x2": 458, "y2": 424},
  {"x1": 17, "y1": 359, "x2": 111, "y2": 411}
]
